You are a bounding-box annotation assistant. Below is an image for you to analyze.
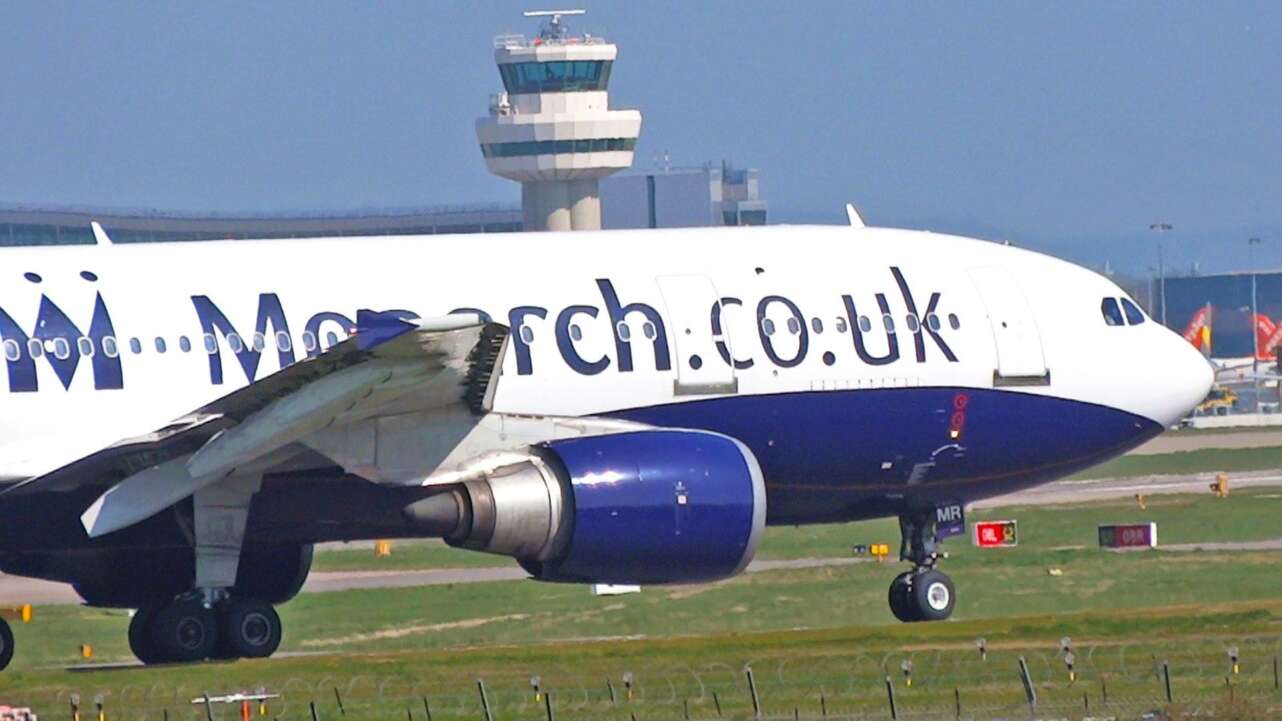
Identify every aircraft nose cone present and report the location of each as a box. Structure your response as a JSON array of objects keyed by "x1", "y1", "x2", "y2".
[{"x1": 1163, "y1": 333, "x2": 1215, "y2": 426}]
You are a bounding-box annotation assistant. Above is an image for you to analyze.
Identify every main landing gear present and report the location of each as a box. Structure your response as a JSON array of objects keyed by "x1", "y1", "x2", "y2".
[
  {"x1": 887, "y1": 511, "x2": 957, "y2": 623},
  {"x1": 127, "y1": 473, "x2": 283, "y2": 665},
  {"x1": 129, "y1": 595, "x2": 282, "y2": 665}
]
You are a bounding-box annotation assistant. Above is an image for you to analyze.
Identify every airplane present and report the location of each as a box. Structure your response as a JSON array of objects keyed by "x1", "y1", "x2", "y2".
[
  {"x1": 0, "y1": 218, "x2": 1212, "y2": 670},
  {"x1": 1180, "y1": 305, "x2": 1281, "y2": 384}
]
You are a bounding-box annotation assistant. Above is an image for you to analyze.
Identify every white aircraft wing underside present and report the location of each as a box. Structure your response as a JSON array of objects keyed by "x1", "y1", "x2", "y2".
[{"x1": 2, "y1": 314, "x2": 510, "y2": 537}]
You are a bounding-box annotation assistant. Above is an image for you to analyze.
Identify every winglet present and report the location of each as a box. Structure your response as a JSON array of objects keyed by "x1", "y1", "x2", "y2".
[
  {"x1": 90, "y1": 221, "x2": 113, "y2": 246},
  {"x1": 844, "y1": 203, "x2": 866, "y2": 228},
  {"x1": 355, "y1": 309, "x2": 420, "y2": 351}
]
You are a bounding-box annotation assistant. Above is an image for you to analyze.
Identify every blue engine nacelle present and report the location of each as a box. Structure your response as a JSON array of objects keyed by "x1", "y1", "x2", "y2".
[{"x1": 419, "y1": 430, "x2": 766, "y2": 585}]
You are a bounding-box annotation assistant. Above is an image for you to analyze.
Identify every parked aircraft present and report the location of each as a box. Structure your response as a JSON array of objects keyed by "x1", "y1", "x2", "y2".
[{"x1": 1180, "y1": 305, "x2": 1281, "y2": 383}]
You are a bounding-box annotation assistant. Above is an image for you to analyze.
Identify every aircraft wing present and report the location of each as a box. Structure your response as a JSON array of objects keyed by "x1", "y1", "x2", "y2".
[{"x1": 1, "y1": 311, "x2": 508, "y2": 536}]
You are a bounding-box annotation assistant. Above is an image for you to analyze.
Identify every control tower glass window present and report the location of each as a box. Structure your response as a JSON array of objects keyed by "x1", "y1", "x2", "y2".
[{"x1": 499, "y1": 61, "x2": 613, "y2": 94}]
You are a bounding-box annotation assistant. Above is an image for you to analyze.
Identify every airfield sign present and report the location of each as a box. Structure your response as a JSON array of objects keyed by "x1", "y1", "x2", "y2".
[{"x1": 972, "y1": 520, "x2": 1018, "y2": 548}]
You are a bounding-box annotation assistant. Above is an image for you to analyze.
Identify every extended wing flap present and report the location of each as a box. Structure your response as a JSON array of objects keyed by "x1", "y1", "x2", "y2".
[{"x1": 79, "y1": 456, "x2": 194, "y2": 538}]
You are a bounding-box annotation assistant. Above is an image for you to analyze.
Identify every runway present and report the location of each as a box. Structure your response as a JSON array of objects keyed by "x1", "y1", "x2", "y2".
[
  {"x1": 0, "y1": 556, "x2": 870, "y2": 607},
  {"x1": 971, "y1": 469, "x2": 1282, "y2": 507},
  {"x1": 1128, "y1": 429, "x2": 1282, "y2": 455}
]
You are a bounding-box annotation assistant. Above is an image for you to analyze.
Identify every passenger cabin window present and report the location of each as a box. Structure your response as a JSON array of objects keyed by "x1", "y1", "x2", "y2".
[
  {"x1": 77, "y1": 337, "x2": 94, "y2": 357},
  {"x1": 129, "y1": 338, "x2": 142, "y2": 354},
  {"x1": 1100, "y1": 298, "x2": 1125, "y2": 326},
  {"x1": 179, "y1": 336, "x2": 192, "y2": 353},
  {"x1": 3, "y1": 340, "x2": 19, "y2": 362},
  {"x1": 103, "y1": 337, "x2": 119, "y2": 358},
  {"x1": 1121, "y1": 298, "x2": 1145, "y2": 325}
]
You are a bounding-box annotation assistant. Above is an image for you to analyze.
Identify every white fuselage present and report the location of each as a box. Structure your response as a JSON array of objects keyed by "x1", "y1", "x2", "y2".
[{"x1": 0, "y1": 225, "x2": 1211, "y2": 487}]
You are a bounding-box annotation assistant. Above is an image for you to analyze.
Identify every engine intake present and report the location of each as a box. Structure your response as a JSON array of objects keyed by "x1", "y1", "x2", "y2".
[{"x1": 403, "y1": 430, "x2": 766, "y2": 585}]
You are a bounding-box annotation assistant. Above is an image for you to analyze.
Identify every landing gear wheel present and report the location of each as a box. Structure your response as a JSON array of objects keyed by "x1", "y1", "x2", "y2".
[
  {"x1": 219, "y1": 599, "x2": 282, "y2": 659},
  {"x1": 888, "y1": 572, "x2": 920, "y2": 622},
  {"x1": 910, "y1": 569, "x2": 955, "y2": 622},
  {"x1": 149, "y1": 599, "x2": 217, "y2": 663},
  {"x1": 128, "y1": 604, "x2": 165, "y2": 665},
  {"x1": 0, "y1": 617, "x2": 13, "y2": 671}
]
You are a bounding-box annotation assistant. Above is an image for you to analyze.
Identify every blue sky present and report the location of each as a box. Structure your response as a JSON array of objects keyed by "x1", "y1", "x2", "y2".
[{"x1": 0, "y1": 2, "x2": 1278, "y2": 273}]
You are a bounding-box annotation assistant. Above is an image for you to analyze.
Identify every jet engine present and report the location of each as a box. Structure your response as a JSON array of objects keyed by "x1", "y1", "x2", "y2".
[{"x1": 403, "y1": 430, "x2": 766, "y2": 585}]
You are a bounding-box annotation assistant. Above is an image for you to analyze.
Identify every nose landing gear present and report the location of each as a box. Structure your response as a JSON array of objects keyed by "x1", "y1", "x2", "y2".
[{"x1": 887, "y1": 511, "x2": 957, "y2": 622}]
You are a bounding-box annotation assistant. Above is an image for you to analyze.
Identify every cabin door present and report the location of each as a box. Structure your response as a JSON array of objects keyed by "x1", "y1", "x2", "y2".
[
  {"x1": 967, "y1": 266, "x2": 1050, "y2": 386},
  {"x1": 656, "y1": 275, "x2": 739, "y2": 396}
]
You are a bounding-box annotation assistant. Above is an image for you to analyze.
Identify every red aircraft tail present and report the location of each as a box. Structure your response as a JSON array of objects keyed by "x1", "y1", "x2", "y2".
[
  {"x1": 1256, "y1": 313, "x2": 1281, "y2": 361},
  {"x1": 1182, "y1": 305, "x2": 1212, "y2": 353}
]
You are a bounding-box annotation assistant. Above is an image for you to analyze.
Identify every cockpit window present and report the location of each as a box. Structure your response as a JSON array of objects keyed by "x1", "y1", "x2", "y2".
[
  {"x1": 1121, "y1": 298, "x2": 1145, "y2": 325},
  {"x1": 1101, "y1": 298, "x2": 1125, "y2": 326}
]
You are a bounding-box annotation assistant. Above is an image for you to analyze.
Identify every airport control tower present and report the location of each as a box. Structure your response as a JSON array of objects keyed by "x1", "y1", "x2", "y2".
[{"x1": 476, "y1": 10, "x2": 642, "y2": 232}]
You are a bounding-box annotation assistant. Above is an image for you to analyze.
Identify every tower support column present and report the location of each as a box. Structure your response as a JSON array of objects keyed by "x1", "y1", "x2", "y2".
[{"x1": 522, "y1": 179, "x2": 601, "y2": 232}]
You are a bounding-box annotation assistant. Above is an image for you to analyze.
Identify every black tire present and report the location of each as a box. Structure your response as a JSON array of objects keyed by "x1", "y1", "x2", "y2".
[
  {"x1": 128, "y1": 604, "x2": 165, "y2": 665},
  {"x1": 0, "y1": 617, "x2": 13, "y2": 671},
  {"x1": 149, "y1": 600, "x2": 218, "y2": 663},
  {"x1": 909, "y1": 569, "x2": 956, "y2": 622},
  {"x1": 219, "y1": 599, "x2": 282, "y2": 659},
  {"x1": 888, "y1": 571, "x2": 919, "y2": 623}
]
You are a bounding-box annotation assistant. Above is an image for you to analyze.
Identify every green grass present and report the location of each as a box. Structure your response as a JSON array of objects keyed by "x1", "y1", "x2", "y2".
[
  {"x1": 312, "y1": 540, "x2": 515, "y2": 572},
  {"x1": 1069, "y1": 445, "x2": 1282, "y2": 479},
  {"x1": 7, "y1": 490, "x2": 1282, "y2": 718}
]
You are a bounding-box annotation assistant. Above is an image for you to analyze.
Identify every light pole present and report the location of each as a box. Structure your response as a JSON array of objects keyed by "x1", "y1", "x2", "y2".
[
  {"x1": 1150, "y1": 223, "x2": 1174, "y2": 326},
  {"x1": 1250, "y1": 238, "x2": 1261, "y2": 373},
  {"x1": 1249, "y1": 238, "x2": 1266, "y2": 416}
]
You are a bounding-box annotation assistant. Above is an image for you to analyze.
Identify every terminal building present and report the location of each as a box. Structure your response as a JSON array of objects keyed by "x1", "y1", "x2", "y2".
[
  {"x1": 0, "y1": 204, "x2": 523, "y2": 246},
  {"x1": 0, "y1": 162, "x2": 766, "y2": 248},
  {"x1": 602, "y1": 162, "x2": 767, "y2": 229}
]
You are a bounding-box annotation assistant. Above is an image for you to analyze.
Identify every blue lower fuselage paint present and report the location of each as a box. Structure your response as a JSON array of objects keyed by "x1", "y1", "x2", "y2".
[{"x1": 607, "y1": 387, "x2": 1162, "y2": 525}]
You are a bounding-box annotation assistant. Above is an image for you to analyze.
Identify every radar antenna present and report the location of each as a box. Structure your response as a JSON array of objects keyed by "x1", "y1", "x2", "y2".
[{"x1": 523, "y1": 9, "x2": 585, "y2": 41}]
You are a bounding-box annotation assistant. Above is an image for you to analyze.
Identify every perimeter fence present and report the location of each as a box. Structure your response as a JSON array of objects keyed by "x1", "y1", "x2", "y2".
[{"x1": 24, "y1": 637, "x2": 1282, "y2": 721}]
